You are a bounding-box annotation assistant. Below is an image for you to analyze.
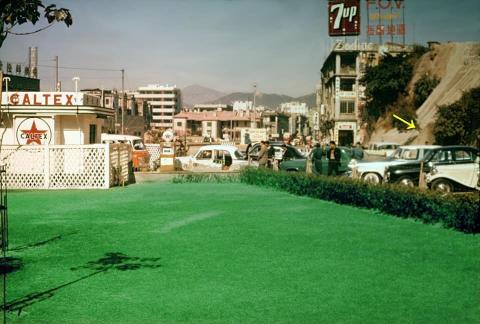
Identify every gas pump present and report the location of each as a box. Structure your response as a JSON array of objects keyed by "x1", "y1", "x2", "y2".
[{"x1": 160, "y1": 129, "x2": 175, "y2": 172}]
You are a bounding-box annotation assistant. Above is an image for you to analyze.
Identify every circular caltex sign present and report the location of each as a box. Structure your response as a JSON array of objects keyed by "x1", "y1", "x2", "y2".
[
  {"x1": 16, "y1": 117, "x2": 53, "y2": 145},
  {"x1": 162, "y1": 129, "x2": 174, "y2": 143}
]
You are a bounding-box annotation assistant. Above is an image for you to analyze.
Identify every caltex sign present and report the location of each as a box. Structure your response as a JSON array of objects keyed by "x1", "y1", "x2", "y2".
[{"x1": 15, "y1": 117, "x2": 53, "y2": 145}]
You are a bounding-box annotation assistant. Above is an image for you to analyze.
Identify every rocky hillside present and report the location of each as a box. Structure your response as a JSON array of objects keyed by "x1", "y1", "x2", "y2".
[{"x1": 369, "y1": 42, "x2": 480, "y2": 144}]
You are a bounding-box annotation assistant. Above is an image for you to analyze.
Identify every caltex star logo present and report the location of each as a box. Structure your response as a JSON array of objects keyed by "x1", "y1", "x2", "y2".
[{"x1": 21, "y1": 121, "x2": 48, "y2": 145}]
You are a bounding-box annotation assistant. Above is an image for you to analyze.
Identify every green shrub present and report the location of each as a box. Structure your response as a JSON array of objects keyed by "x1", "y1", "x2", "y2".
[
  {"x1": 434, "y1": 87, "x2": 480, "y2": 145},
  {"x1": 413, "y1": 74, "x2": 440, "y2": 108},
  {"x1": 239, "y1": 168, "x2": 480, "y2": 233},
  {"x1": 172, "y1": 173, "x2": 239, "y2": 183}
]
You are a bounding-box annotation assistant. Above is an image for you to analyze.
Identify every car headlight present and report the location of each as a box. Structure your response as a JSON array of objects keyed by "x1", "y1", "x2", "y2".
[
  {"x1": 431, "y1": 166, "x2": 438, "y2": 175},
  {"x1": 348, "y1": 159, "x2": 357, "y2": 168}
]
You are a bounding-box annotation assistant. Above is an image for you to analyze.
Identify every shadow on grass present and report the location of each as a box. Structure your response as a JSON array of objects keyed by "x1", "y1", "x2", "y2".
[
  {"x1": 9, "y1": 231, "x2": 79, "y2": 252},
  {"x1": 2, "y1": 252, "x2": 161, "y2": 316}
]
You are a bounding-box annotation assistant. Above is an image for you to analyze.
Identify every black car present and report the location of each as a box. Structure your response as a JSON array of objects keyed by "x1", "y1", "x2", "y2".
[{"x1": 384, "y1": 145, "x2": 479, "y2": 187}]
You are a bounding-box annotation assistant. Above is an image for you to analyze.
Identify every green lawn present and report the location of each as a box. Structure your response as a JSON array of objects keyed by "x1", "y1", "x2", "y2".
[{"x1": 4, "y1": 182, "x2": 480, "y2": 322}]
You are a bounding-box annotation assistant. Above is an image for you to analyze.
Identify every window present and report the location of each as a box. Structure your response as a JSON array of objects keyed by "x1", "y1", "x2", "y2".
[
  {"x1": 89, "y1": 124, "x2": 97, "y2": 144},
  {"x1": 197, "y1": 150, "x2": 213, "y2": 160},
  {"x1": 454, "y1": 150, "x2": 473, "y2": 162},
  {"x1": 207, "y1": 122, "x2": 212, "y2": 127},
  {"x1": 340, "y1": 101, "x2": 355, "y2": 114},
  {"x1": 340, "y1": 79, "x2": 355, "y2": 91},
  {"x1": 176, "y1": 122, "x2": 182, "y2": 127},
  {"x1": 430, "y1": 150, "x2": 453, "y2": 163}
]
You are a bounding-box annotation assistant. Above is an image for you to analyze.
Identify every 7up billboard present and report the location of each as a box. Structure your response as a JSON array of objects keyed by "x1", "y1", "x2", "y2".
[{"x1": 328, "y1": 0, "x2": 361, "y2": 36}]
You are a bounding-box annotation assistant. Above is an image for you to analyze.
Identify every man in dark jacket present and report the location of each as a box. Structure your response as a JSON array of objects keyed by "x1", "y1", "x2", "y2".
[
  {"x1": 311, "y1": 143, "x2": 324, "y2": 174},
  {"x1": 327, "y1": 141, "x2": 341, "y2": 176}
]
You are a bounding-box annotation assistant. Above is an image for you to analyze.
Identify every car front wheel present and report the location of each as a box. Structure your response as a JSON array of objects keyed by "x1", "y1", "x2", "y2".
[
  {"x1": 363, "y1": 172, "x2": 381, "y2": 184},
  {"x1": 431, "y1": 179, "x2": 453, "y2": 193},
  {"x1": 397, "y1": 176, "x2": 415, "y2": 188}
]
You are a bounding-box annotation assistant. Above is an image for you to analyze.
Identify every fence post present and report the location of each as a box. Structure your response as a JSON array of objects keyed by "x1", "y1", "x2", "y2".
[
  {"x1": 44, "y1": 145, "x2": 50, "y2": 189},
  {"x1": 104, "y1": 144, "x2": 110, "y2": 189}
]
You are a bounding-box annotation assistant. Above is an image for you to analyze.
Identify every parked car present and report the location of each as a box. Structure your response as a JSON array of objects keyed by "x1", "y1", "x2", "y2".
[
  {"x1": 426, "y1": 146, "x2": 479, "y2": 193},
  {"x1": 348, "y1": 145, "x2": 440, "y2": 183},
  {"x1": 101, "y1": 133, "x2": 150, "y2": 169},
  {"x1": 365, "y1": 142, "x2": 400, "y2": 157},
  {"x1": 384, "y1": 146, "x2": 477, "y2": 188},
  {"x1": 176, "y1": 145, "x2": 247, "y2": 171}
]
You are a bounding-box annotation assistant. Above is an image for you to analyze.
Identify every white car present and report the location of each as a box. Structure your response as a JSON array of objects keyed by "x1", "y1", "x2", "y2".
[
  {"x1": 426, "y1": 146, "x2": 480, "y2": 193},
  {"x1": 365, "y1": 142, "x2": 400, "y2": 157},
  {"x1": 348, "y1": 145, "x2": 441, "y2": 183},
  {"x1": 176, "y1": 144, "x2": 248, "y2": 171}
]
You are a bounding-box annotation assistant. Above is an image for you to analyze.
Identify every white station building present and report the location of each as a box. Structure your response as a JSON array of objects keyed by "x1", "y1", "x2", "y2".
[{"x1": 0, "y1": 91, "x2": 114, "y2": 146}]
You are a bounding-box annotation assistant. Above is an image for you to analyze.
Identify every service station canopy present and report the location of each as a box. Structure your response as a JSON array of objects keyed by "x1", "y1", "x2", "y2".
[{"x1": 1, "y1": 92, "x2": 114, "y2": 117}]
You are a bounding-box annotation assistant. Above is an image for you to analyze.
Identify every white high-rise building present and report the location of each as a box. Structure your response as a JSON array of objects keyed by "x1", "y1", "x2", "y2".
[{"x1": 135, "y1": 84, "x2": 181, "y2": 129}]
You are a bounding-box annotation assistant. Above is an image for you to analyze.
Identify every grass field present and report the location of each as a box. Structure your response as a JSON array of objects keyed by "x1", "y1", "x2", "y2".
[{"x1": 4, "y1": 182, "x2": 480, "y2": 322}]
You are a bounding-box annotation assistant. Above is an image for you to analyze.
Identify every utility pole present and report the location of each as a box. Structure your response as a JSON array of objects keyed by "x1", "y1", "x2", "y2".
[
  {"x1": 253, "y1": 82, "x2": 257, "y2": 111},
  {"x1": 55, "y1": 55, "x2": 59, "y2": 91},
  {"x1": 121, "y1": 69, "x2": 125, "y2": 135}
]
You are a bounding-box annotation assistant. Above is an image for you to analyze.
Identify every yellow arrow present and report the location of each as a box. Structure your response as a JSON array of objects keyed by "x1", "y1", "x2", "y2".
[{"x1": 393, "y1": 114, "x2": 416, "y2": 129}]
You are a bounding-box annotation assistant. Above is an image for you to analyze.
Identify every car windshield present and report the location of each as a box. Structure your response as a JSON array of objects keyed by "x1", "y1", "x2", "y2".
[
  {"x1": 390, "y1": 148, "x2": 419, "y2": 160},
  {"x1": 234, "y1": 150, "x2": 244, "y2": 159},
  {"x1": 133, "y1": 139, "x2": 145, "y2": 150}
]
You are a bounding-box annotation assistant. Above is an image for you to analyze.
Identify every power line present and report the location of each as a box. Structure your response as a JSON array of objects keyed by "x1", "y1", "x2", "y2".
[{"x1": 37, "y1": 64, "x2": 122, "y2": 72}]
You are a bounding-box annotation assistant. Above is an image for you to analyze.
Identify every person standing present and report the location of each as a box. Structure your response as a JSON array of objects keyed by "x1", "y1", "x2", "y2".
[
  {"x1": 353, "y1": 142, "x2": 364, "y2": 160},
  {"x1": 258, "y1": 141, "x2": 269, "y2": 168},
  {"x1": 327, "y1": 141, "x2": 341, "y2": 176},
  {"x1": 311, "y1": 143, "x2": 324, "y2": 175}
]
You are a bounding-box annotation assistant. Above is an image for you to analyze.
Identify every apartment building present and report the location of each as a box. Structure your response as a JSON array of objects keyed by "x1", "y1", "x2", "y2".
[
  {"x1": 135, "y1": 84, "x2": 181, "y2": 129},
  {"x1": 319, "y1": 41, "x2": 412, "y2": 145}
]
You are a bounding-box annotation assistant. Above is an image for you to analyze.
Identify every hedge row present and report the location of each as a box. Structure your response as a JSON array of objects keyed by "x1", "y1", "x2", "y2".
[
  {"x1": 172, "y1": 173, "x2": 239, "y2": 184},
  {"x1": 239, "y1": 168, "x2": 480, "y2": 233}
]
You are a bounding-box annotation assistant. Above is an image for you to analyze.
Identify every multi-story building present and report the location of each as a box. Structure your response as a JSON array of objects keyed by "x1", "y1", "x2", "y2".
[
  {"x1": 319, "y1": 41, "x2": 413, "y2": 146},
  {"x1": 233, "y1": 101, "x2": 253, "y2": 111},
  {"x1": 280, "y1": 102, "x2": 309, "y2": 116},
  {"x1": 135, "y1": 84, "x2": 181, "y2": 129},
  {"x1": 173, "y1": 110, "x2": 261, "y2": 141}
]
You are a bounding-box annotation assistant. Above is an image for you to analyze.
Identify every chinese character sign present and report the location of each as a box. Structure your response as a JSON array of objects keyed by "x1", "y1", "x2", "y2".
[
  {"x1": 328, "y1": 0, "x2": 361, "y2": 36},
  {"x1": 366, "y1": 0, "x2": 406, "y2": 37}
]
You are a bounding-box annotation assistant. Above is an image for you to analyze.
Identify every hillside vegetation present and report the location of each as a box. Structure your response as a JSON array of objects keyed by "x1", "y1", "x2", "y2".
[{"x1": 368, "y1": 42, "x2": 480, "y2": 145}]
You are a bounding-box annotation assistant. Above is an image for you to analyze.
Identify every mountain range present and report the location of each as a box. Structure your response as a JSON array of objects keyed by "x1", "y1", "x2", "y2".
[{"x1": 181, "y1": 85, "x2": 315, "y2": 109}]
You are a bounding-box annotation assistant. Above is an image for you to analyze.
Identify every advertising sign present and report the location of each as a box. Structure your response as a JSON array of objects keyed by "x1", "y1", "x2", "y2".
[
  {"x1": 240, "y1": 128, "x2": 267, "y2": 145},
  {"x1": 15, "y1": 117, "x2": 54, "y2": 145},
  {"x1": 328, "y1": 0, "x2": 361, "y2": 36},
  {"x1": 2, "y1": 92, "x2": 82, "y2": 106},
  {"x1": 366, "y1": 0, "x2": 406, "y2": 40}
]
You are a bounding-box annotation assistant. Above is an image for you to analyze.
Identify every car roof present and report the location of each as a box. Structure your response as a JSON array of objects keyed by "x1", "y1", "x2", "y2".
[
  {"x1": 198, "y1": 145, "x2": 240, "y2": 152},
  {"x1": 433, "y1": 145, "x2": 479, "y2": 150},
  {"x1": 398, "y1": 145, "x2": 441, "y2": 149}
]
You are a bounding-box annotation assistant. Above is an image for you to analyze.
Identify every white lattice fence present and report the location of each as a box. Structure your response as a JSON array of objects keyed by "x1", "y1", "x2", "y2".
[
  {"x1": 109, "y1": 144, "x2": 130, "y2": 186},
  {"x1": 0, "y1": 144, "x2": 131, "y2": 189},
  {"x1": 145, "y1": 144, "x2": 161, "y2": 170}
]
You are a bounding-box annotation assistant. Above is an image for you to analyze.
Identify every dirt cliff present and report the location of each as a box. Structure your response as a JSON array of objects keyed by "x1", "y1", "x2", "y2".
[{"x1": 369, "y1": 42, "x2": 480, "y2": 145}]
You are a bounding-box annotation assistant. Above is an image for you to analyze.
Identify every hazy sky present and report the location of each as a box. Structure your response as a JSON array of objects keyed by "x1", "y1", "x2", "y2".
[{"x1": 1, "y1": 0, "x2": 479, "y2": 96}]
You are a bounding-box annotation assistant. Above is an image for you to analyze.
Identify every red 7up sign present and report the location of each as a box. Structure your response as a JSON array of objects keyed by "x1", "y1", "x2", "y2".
[{"x1": 329, "y1": 0, "x2": 361, "y2": 36}]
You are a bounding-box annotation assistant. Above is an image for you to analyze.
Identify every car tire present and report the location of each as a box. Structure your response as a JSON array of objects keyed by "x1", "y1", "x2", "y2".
[
  {"x1": 397, "y1": 176, "x2": 415, "y2": 188},
  {"x1": 431, "y1": 179, "x2": 453, "y2": 193},
  {"x1": 363, "y1": 172, "x2": 381, "y2": 184}
]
